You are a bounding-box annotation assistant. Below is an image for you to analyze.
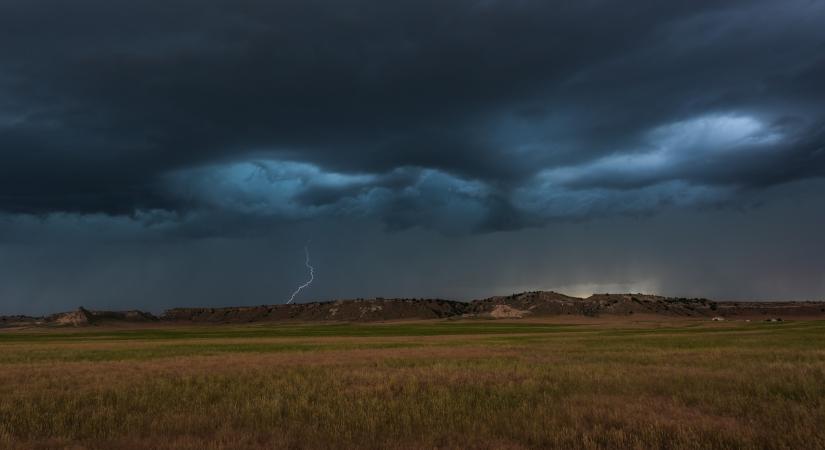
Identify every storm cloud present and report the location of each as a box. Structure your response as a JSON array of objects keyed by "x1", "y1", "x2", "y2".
[
  {"x1": 1, "y1": 0, "x2": 824, "y2": 313},
  {"x1": 1, "y1": 0, "x2": 824, "y2": 232}
]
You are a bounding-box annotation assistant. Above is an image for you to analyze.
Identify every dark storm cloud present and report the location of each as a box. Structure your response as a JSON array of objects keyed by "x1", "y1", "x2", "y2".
[
  {"x1": 1, "y1": 0, "x2": 824, "y2": 232},
  {"x1": 3, "y1": 179, "x2": 825, "y2": 315}
]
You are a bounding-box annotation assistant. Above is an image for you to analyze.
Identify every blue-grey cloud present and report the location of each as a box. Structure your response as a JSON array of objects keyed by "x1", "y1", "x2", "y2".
[{"x1": 0, "y1": 0, "x2": 823, "y2": 236}]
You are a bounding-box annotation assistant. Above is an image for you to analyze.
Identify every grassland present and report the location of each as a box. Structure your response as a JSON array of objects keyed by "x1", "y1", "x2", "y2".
[{"x1": 1, "y1": 319, "x2": 824, "y2": 449}]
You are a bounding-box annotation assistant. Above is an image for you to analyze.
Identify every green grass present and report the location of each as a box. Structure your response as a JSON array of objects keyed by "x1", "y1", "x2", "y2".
[
  {"x1": 2, "y1": 321, "x2": 824, "y2": 363},
  {"x1": 2, "y1": 319, "x2": 824, "y2": 449},
  {"x1": 0, "y1": 321, "x2": 582, "y2": 342}
]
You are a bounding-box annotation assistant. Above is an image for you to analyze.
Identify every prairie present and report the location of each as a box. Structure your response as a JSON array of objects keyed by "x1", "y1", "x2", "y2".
[{"x1": 1, "y1": 319, "x2": 824, "y2": 449}]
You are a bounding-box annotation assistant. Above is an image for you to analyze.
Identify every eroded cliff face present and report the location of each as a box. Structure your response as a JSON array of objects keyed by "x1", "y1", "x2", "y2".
[{"x1": 48, "y1": 308, "x2": 92, "y2": 326}]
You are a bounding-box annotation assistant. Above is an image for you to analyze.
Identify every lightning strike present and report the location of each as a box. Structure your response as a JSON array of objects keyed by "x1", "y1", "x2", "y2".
[{"x1": 286, "y1": 245, "x2": 314, "y2": 304}]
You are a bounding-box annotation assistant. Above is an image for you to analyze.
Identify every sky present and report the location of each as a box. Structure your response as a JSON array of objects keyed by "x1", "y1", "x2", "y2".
[{"x1": 1, "y1": 0, "x2": 825, "y2": 314}]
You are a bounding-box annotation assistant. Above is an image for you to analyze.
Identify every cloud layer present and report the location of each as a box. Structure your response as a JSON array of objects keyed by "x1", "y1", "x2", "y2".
[{"x1": 1, "y1": 0, "x2": 824, "y2": 234}]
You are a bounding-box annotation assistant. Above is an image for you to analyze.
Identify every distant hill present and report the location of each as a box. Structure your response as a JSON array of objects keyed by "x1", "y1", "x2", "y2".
[
  {"x1": 162, "y1": 298, "x2": 465, "y2": 323},
  {"x1": 2, "y1": 291, "x2": 824, "y2": 327},
  {"x1": 468, "y1": 292, "x2": 716, "y2": 318},
  {"x1": 0, "y1": 307, "x2": 159, "y2": 328}
]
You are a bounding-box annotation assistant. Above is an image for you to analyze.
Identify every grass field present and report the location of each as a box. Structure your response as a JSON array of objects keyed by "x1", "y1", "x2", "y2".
[{"x1": 1, "y1": 319, "x2": 824, "y2": 449}]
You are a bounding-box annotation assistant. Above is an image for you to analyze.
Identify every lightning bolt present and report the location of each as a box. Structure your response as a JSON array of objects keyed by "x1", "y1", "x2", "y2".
[{"x1": 286, "y1": 244, "x2": 314, "y2": 304}]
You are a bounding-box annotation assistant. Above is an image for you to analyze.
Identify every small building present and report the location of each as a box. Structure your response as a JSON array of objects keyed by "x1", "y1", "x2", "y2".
[{"x1": 711, "y1": 316, "x2": 725, "y2": 321}]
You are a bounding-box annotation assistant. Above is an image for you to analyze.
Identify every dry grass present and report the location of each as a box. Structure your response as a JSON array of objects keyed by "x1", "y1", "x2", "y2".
[{"x1": 1, "y1": 320, "x2": 825, "y2": 449}]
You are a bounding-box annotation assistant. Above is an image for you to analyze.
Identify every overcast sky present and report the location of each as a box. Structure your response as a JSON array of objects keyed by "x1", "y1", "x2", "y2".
[{"x1": 2, "y1": 0, "x2": 824, "y2": 314}]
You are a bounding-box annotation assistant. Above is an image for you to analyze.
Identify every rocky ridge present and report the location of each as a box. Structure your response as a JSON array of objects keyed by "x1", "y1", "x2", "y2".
[{"x1": 2, "y1": 291, "x2": 824, "y2": 327}]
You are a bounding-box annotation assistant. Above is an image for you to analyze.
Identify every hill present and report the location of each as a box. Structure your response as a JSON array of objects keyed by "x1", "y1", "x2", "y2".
[
  {"x1": 162, "y1": 298, "x2": 465, "y2": 323},
  {"x1": 2, "y1": 292, "x2": 824, "y2": 327}
]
